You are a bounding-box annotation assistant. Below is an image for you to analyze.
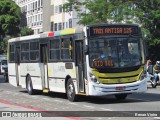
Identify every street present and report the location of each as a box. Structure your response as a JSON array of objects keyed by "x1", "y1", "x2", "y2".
[{"x1": 0, "y1": 75, "x2": 160, "y2": 120}]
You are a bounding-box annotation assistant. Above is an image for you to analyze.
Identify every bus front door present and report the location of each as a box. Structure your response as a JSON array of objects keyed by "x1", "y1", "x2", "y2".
[
  {"x1": 40, "y1": 44, "x2": 49, "y2": 92},
  {"x1": 15, "y1": 47, "x2": 20, "y2": 86},
  {"x1": 75, "y1": 41, "x2": 85, "y2": 93}
]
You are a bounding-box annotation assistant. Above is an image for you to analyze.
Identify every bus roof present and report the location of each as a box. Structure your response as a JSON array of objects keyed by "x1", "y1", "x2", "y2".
[{"x1": 8, "y1": 27, "x2": 83, "y2": 43}]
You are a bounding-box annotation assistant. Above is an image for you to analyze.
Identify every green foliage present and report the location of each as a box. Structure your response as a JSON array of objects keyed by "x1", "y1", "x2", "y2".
[
  {"x1": 20, "y1": 27, "x2": 34, "y2": 36},
  {"x1": 0, "y1": 36, "x2": 11, "y2": 54},
  {"x1": 64, "y1": 0, "x2": 160, "y2": 62},
  {"x1": 0, "y1": 0, "x2": 21, "y2": 37}
]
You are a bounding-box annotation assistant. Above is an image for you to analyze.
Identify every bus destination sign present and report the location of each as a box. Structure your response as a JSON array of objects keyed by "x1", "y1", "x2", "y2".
[{"x1": 88, "y1": 25, "x2": 140, "y2": 36}]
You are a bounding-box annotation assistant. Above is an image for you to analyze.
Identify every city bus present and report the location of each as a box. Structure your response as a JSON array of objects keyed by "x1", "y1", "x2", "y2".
[{"x1": 8, "y1": 24, "x2": 147, "y2": 102}]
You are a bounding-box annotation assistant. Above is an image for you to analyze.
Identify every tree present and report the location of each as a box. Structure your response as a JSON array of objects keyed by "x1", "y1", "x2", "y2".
[
  {"x1": 65, "y1": 0, "x2": 160, "y2": 62},
  {"x1": 124, "y1": 0, "x2": 160, "y2": 44},
  {"x1": 0, "y1": 0, "x2": 21, "y2": 37},
  {"x1": 63, "y1": 0, "x2": 133, "y2": 25},
  {"x1": 20, "y1": 27, "x2": 34, "y2": 36},
  {"x1": 0, "y1": 36, "x2": 11, "y2": 54}
]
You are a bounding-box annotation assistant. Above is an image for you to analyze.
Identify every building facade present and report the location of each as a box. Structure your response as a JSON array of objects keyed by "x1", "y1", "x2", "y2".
[
  {"x1": 13, "y1": 0, "x2": 43, "y2": 34},
  {"x1": 13, "y1": 0, "x2": 83, "y2": 34}
]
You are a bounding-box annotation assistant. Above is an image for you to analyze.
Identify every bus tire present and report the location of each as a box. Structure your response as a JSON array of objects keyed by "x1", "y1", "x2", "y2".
[
  {"x1": 26, "y1": 76, "x2": 35, "y2": 95},
  {"x1": 115, "y1": 94, "x2": 127, "y2": 100},
  {"x1": 66, "y1": 79, "x2": 78, "y2": 102}
]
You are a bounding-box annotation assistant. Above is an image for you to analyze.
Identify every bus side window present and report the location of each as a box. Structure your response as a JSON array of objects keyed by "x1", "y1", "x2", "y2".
[
  {"x1": 50, "y1": 39, "x2": 60, "y2": 60},
  {"x1": 69, "y1": 37, "x2": 72, "y2": 59},
  {"x1": 61, "y1": 38, "x2": 72, "y2": 60}
]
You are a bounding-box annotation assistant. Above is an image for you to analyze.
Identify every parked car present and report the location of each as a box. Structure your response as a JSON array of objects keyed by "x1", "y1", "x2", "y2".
[{"x1": 0, "y1": 59, "x2": 8, "y2": 75}]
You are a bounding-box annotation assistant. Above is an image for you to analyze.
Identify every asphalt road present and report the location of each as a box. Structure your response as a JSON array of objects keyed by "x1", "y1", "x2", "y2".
[{"x1": 0, "y1": 75, "x2": 160, "y2": 120}]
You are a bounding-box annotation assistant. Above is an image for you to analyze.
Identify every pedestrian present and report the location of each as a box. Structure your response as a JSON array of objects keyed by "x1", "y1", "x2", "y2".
[
  {"x1": 153, "y1": 61, "x2": 160, "y2": 84},
  {"x1": 146, "y1": 59, "x2": 152, "y2": 79}
]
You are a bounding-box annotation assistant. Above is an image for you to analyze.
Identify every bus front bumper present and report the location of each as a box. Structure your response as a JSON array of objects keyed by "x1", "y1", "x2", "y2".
[{"x1": 88, "y1": 79, "x2": 147, "y2": 96}]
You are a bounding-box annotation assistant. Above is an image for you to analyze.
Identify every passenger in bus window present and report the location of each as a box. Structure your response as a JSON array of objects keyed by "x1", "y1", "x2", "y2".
[
  {"x1": 91, "y1": 41, "x2": 101, "y2": 60},
  {"x1": 69, "y1": 40, "x2": 72, "y2": 59},
  {"x1": 35, "y1": 54, "x2": 39, "y2": 60},
  {"x1": 110, "y1": 47, "x2": 118, "y2": 67},
  {"x1": 119, "y1": 43, "x2": 140, "y2": 67},
  {"x1": 23, "y1": 56, "x2": 26, "y2": 61},
  {"x1": 111, "y1": 47, "x2": 117, "y2": 58},
  {"x1": 100, "y1": 41, "x2": 112, "y2": 60}
]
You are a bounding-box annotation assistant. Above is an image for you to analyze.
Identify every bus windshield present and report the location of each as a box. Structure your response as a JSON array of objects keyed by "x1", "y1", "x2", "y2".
[{"x1": 89, "y1": 37, "x2": 141, "y2": 68}]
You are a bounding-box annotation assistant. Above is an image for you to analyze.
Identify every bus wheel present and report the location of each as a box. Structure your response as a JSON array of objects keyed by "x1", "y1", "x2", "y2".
[
  {"x1": 66, "y1": 79, "x2": 77, "y2": 102},
  {"x1": 115, "y1": 94, "x2": 127, "y2": 100},
  {"x1": 26, "y1": 76, "x2": 35, "y2": 95}
]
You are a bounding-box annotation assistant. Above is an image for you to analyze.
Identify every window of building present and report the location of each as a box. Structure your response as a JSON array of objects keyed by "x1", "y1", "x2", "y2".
[
  {"x1": 55, "y1": 6, "x2": 59, "y2": 13},
  {"x1": 62, "y1": 22, "x2": 65, "y2": 29},
  {"x1": 59, "y1": 5, "x2": 62, "y2": 13},
  {"x1": 33, "y1": 2, "x2": 35, "y2": 10},
  {"x1": 66, "y1": 22, "x2": 68, "y2": 28},
  {"x1": 69, "y1": 5, "x2": 73, "y2": 11},
  {"x1": 38, "y1": 0, "x2": 40, "y2": 7},
  {"x1": 35, "y1": 15, "x2": 37, "y2": 22},
  {"x1": 40, "y1": 0, "x2": 43, "y2": 7},
  {"x1": 58, "y1": 23, "x2": 62, "y2": 30},
  {"x1": 54, "y1": 23, "x2": 57, "y2": 31},
  {"x1": 35, "y1": 1, "x2": 37, "y2": 10},
  {"x1": 51, "y1": 22, "x2": 54, "y2": 31},
  {"x1": 40, "y1": 14, "x2": 43, "y2": 21},
  {"x1": 69, "y1": 19, "x2": 72, "y2": 28}
]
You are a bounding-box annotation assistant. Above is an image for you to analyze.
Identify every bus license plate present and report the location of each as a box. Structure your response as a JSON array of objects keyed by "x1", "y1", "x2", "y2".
[{"x1": 116, "y1": 86, "x2": 126, "y2": 90}]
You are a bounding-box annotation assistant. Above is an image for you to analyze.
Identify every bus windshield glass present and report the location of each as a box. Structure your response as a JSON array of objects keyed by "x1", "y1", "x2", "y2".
[{"x1": 89, "y1": 37, "x2": 141, "y2": 68}]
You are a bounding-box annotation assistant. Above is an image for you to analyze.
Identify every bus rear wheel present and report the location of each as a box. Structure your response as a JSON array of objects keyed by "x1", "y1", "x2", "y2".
[
  {"x1": 26, "y1": 76, "x2": 35, "y2": 95},
  {"x1": 115, "y1": 94, "x2": 127, "y2": 100},
  {"x1": 66, "y1": 79, "x2": 78, "y2": 102}
]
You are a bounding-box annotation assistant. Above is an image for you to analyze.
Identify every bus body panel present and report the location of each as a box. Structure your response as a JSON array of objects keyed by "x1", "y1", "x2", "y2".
[
  {"x1": 88, "y1": 79, "x2": 147, "y2": 96},
  {"x1": 48, "y1": 62, "x2": 78, "y2": 93},
  {"x1": 19, "y1": 63, "x2": 43, "y2": 90},
  {"x1": 8, "y1": 63, "x2": 18, "y2": 87}
]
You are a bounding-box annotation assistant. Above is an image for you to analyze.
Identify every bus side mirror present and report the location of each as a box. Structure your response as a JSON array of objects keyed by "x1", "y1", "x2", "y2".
[
  {"x1": 84, "y1": 45, "x2": 89, "y2": 55},
  {"x1": 148, "y1": 65, "x2": 153, "y2": 74}
]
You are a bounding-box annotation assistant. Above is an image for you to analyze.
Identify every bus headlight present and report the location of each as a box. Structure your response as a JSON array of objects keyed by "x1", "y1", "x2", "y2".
[
  {"x1": 89, "y1": 73, "x2": 99, "y2": 83},
  {"x1": 140, "y1": 71, "x2": 147, "y2": 81}
]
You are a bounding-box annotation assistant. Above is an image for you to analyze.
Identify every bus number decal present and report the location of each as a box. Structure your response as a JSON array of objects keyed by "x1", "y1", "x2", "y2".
[
  {"x1": 105, "y1": 60, "x2": 113, "y2": 67},
  {"x1": 93, "y1": 60, "x2": 103, "y2": 67},
  {"x1": 93, "y1": 60, "x2": 113, "y2": 67}
]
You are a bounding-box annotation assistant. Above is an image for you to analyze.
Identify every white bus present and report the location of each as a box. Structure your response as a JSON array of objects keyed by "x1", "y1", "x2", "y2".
[{"x1": 8, "y1": 24, "x2": 147, "y2": 101}]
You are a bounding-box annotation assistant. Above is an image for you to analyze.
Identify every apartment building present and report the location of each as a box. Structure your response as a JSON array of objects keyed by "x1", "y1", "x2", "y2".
[
  {"x1": 13, "y1": 0, "x2": 83, "y2": 34},
  {"x1": 43, "y1": 0, "x2": 83, "y2": 32},
  {"x1": 13, "y1": 0, "x2": 43, "y2": 34}
]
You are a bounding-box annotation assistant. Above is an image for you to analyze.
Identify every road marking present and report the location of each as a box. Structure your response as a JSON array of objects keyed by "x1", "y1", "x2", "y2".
[
  {"x1": 42, "y1": 98, "x2": 50, "y2": 101},
  {"x1": 29, "y1": 96, "x2": 39, "y2": 100},
  {"x1": 53, "y1": 100, "x2": 63, "y2": 103},
  {"x1": 100, "y1": 108, "x2": 112, "y2": 111},
  {"x1": 68, "y1": 102, "x2": 78, "y2": 105},
  {"x1": 128, "y1": 98, "x2": 151, "y2": 102},
  {"x1": 97, "y1": 118, "x2": 103, "y2": 119},
  {"x1": 5, "y1": 91, "x2": 10, "y2": 94},
  {"x1": 83, "y1": 105, "x2": 95, "y2": 109}
]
